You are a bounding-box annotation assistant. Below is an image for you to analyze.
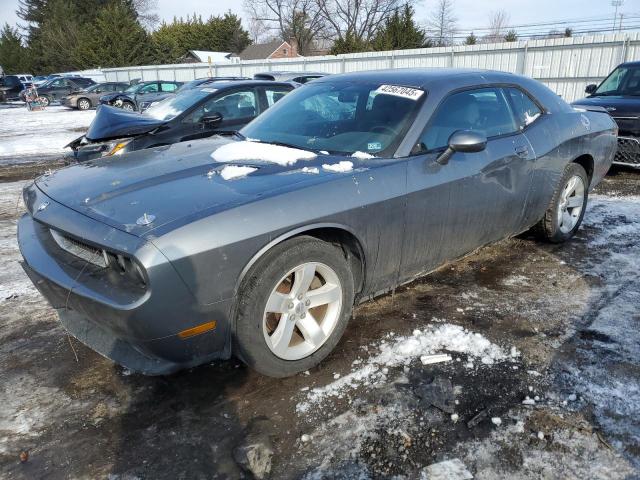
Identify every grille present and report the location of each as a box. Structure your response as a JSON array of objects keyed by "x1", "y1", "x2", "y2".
[
  {"x1": 614, "y1": 136, "x2": 640, "y2": 166},
  {"x1": 50, "y1": 229, "x2": 107, "y2": 267}
]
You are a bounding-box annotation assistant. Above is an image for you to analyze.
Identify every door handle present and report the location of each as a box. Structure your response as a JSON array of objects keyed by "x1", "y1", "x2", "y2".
[{"x1": 515, "y1": 146, "x2": 529, "y2": 158}]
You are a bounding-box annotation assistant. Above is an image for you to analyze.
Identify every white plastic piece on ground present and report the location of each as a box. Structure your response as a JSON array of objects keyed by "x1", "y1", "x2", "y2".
[
  {"x1": 491, "y1": 417, "x2": 502, "y2": 426},
  {"x1": 211, "y1": 141, "x2": 316, "y2": 166},
  {"x1": 420, "y1": 354, "x2": 452, "y2": 365},
  {"x1": 421, "y1": 458, "x2": 473, "y2": 480},
  {"x1": 219, "y1": 165, "x2": 257, "y2": 180},
  {"x1": 450, "y1": 413, "x2": 459, "y2": 423},
  {"x1": 322, "y1": 161, "x2": 354, "y2": 173}
]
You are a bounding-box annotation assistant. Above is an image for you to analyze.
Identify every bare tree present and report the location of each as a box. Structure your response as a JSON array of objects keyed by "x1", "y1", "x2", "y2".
[
  {"x1": 316, "y1": 0, "x2": 408, "y2": 43},
  {"x1": 244, "y1": 0, "x2": 329, "y2": 55},
  {"x1": 132, "y1": 0, "x2": 160, "y2": 30},
  {"x1": 484, "y1": 9, "x2": 509, "y2": 43},
  {"x1": 247, "y1": 17, "x2": 270, "y2": 43},
  {"x1": 427, "y1": 0, "x2": 457, "y2": 46}
]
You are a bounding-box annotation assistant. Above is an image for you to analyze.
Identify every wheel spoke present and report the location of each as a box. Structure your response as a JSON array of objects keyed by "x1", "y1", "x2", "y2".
[
  {"x1": 307, "y1": 283, "x2": 341, "y2": 308},
  {"x1": 270, "y1": 315, "x2": 296, "y2": 355},
  {"x1": 567, "y1": 195, "x2": 583, "y2": 208},
  {"x1": 265, "y1": 291, "x2": 289, "y2": 314},
  {"x1": 296, "y1": 313, "x2": 325, "y2": 347},
  {"x1": 562, "y1": 210, "x2": 573, "y2": 228},
  {"x1": 291, "y1": 264, "x2": 316, "y2": 297},
  {"x1": 564, "y1": 177, "x2": 577, "y2": 198}
]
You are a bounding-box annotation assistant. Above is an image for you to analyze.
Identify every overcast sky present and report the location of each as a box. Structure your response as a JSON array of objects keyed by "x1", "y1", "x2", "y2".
[{"x1": 0, "y1": 0, "x2": 636, "y2": 37}]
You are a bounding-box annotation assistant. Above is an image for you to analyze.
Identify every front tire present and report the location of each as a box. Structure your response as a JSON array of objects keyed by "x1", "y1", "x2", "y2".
[
  {"x1": 39, "y1": 95, "x2": 51, "y2": 107},
  {"x1": 533, "y1": 163, "x2": 588, "y2": 243},
  {"x1": 121, "y1": 101, "x2": 135, "y2": 111},
  {"x1": 234, "y1": 236, "x2": 355, "y2": 377}
]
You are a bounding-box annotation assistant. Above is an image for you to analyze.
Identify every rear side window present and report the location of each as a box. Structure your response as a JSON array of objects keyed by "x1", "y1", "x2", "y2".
[
  {"x1": 505, "y1": 87, "x2": 542, "y2": 130},
  {"x1": 139, "y1": 83, "x2": 159, "y2": 93},
  {"x1": 161, "y1": 82, "x2": 178, "y2": 92},
  {"x1": 418, "y1": 87, "x2": 518, "y2": 152},
  {"x1": 265, "y1": 87, "x2": 291, "y2": 106}
]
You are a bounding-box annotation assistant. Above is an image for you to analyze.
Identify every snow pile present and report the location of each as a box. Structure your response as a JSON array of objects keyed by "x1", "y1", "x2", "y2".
[
  {"x1": 301, "y1": 166, "x2": 319, "y2": 174},
  {"x1": 211, "y1": 140, "x2": 316, "y2": 166},
  {"x1": 0, "y1": 106, "x2": 95, "y2": 163},
  {"x1": 219, "y1": 165, "x2": 257, "y2": 180},
  {"x1": 351, "y1": 151, "x2": 375, "y2": 159},
  {"x1": 322, "y1": 161, "x2": 354, "y2": 173},
  {"x1": 297, "y1": 323, "x2": 507, "y2": 413}
]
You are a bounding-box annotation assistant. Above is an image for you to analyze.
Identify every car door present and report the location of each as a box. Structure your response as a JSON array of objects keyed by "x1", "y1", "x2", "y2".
[
  {"x1": 179, "y1": 87, "x2": 259, "y2": 141},
  {"x1": 134, "y1": 82, "x2": 159, "y2": 105},
  {"x1": 48, "y1": 78, "x2": 70, "y2": 99},
  {"x1": 400, "y1": 87, "x2": 535, "y2": 279}
]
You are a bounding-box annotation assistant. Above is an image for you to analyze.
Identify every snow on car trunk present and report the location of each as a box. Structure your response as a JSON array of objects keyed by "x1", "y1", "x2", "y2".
[{"x1": 0, "y1": 106, "x2": 95, "y2": 164}]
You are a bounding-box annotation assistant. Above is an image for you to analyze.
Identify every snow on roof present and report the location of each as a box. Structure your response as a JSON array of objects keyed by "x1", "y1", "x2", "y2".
[
  {"x1": 211, "y1": 141, "x2": 316, "y2": 166},
  {"x1": 188, "y1": 51, "x2": 232, "y2": 63}
]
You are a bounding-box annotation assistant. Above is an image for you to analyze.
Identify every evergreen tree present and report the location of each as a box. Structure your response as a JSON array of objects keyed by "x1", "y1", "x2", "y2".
[
  {"x1": 76, "y1": 1, "x2": 152, "y2": 68},
  {"x1": 329, "y1": 32, "x2": 371, "y2": 55},
  {"x1": 372, "y1": 4, "x2": 428, "y2": 51},
  {"x1": 464, "y1": 32, "x2": 477, "y2": 45},
  {"x1": 504, "y1": 30, "x2": 518, "y2": 42},
  {"x1": 0, "y1": 24, "x2": 28, "y2": 73}
]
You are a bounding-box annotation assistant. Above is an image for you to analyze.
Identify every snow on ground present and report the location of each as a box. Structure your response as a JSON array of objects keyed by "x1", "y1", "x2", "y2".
[
  {"x1": 211, "y1": 140, "x2": 317, "y2": 165},
  {"x1": 297, "y1": 323, "x2": 510, "y2": 414},
  {"x1": 0, "y1": 181, "x2": 38, "y2": 303},
  {"x1": 0, "y1": 106, "x2": 94, "y2": 163}
]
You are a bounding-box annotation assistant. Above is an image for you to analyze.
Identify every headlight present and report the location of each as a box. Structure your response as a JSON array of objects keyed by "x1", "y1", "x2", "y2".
[{"x1": 101, "y1": 138, "x2": 133, "y2": 157}]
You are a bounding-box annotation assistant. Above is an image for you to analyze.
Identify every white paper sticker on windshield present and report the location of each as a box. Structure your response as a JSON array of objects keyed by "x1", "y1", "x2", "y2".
[{"x1": 375, "y1": 85, "x2": 424, "y2": 100}]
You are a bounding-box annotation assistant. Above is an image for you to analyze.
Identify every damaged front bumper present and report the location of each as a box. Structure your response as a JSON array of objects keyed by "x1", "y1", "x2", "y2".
[{"x1": 17, "y1": 190, "x2": 234, "y2": 374}]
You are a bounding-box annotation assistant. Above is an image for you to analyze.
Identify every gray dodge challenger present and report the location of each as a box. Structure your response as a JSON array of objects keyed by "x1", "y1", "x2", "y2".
[{"x1": 18, "y1": 69, "x2": 617, "y2": 377}]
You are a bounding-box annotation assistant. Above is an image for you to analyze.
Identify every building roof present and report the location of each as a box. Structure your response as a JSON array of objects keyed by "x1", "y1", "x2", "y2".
[
  {"x1": 186, "y1": 51, "x2": 233, "y2": 63},
  {"x1": 238, "y1": 40, "x2": 290, "y2": 60}
]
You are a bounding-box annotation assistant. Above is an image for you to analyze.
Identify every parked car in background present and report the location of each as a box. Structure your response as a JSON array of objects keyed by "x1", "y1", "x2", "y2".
[
  {"x1": 28, "y1": 76, "x2": 96, "y2": 106},
  {"x1": 20, "y1": 69, "x2": 616, "y2": 377},
  {"x1": 32, "y1": 74, "x2": 61, "y2": 86},
  {"x1": 573, "y1": 60, "x2": 640, "y2": 168},
  {"x1": 0, "y1": 75, "x2": 30, "y2": 101},
  {"x1": 68, "y1": 80, "x2": 295, "y2": 161},
  {"x1": 61, "y1": 82, "x2": 129, "y2": 110},
  {"x1": 99, "y1": 80, "x2": 182, "y2": 112},
  {"x1": 253, "y1": 71, "x2": 327, "y2": 84},
  {"x1": 16, "y1": 74, "x2": 34, "y2": 84}
]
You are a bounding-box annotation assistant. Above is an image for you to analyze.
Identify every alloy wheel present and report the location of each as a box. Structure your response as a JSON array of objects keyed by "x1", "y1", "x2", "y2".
[
  {"x1": 78, "y1": 99, "x2": 90, "y2": 110},
  {"x1": 262, "y1": 262, "x2": 343, "y2": 360},
  {"x1": 557, "y1": 174, "x2": 585, "y2": 233}
]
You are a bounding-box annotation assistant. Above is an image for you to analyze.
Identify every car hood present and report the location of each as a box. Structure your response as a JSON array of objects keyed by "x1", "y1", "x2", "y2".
[
  {"x1": 572, "y1": 95, "x2": 640, "y2": 116},
  {"x1": 34, "y1": 138, "x2": 365, "y2": 238},
  {"x1": 85, "y1": 105, "x2": 164, "y2": 141}
]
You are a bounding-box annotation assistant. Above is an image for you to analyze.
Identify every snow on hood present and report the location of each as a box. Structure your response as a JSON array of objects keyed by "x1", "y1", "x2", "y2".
[
  {"x1": 211, "y1": 140, "x2": 317, "y2": 166},
  {"x1": 322, "y1": 161, "x2": 353, "y2": 173},
  {"x1": 218, "y1": 165, "x2": 257, "y2": 180}
]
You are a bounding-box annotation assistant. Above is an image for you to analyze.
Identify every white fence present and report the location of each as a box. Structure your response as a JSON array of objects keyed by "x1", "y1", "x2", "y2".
[{"x1": 103, "y1": 33, "x2": 640, "y2": 102}]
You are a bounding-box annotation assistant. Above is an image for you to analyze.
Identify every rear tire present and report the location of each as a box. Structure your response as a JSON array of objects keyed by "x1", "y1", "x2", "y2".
[
  {"x1": 532, "y1": 163, "x2": 588, "y2": 243},
  {"x1": 234, "y1": 236, "x2": 355, "y2": 377},
  {"x1": 121, "y1": 101, "x2": 135, "y2": 111},
  {"x1": 39, "y1": 95, "x2": 50, "y2": 107}
]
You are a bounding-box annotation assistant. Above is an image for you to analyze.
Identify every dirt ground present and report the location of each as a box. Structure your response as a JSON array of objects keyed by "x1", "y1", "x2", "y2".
[{"x1": 0, "y1": 160, "x2": 639, "y2": 480}]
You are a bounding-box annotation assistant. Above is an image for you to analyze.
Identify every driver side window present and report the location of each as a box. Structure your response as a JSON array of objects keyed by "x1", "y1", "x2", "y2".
[
  {"x1": 139, "y1": 83, "x2": 159, "y2": 93},
  {"x1": 415, "y1": 87, "x2": 518, "y2": 153},
  {"x1": 189, "y1": 90, "x2": 257, "y2": 123}
]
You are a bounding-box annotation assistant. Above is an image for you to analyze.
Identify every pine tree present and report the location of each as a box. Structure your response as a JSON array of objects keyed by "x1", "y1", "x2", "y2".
[
  {"x1": 464, "y1": 32, "x2": 477, "y2": 45},
  {"x1": 76, "y1": 1, "x2": 151, "y2": 68},
  {"x1": 504, "y1": 30, "x2": 518, "y2": 42},
  {"x1": 0, "y1": 24, "x2": 28, "y2": 73},
  {"x1": 329, "y1": 32, "x2": 371, "y2": 55},
  {"x1": 372, "y1": 4, "x2": 429, "y2": 51}
]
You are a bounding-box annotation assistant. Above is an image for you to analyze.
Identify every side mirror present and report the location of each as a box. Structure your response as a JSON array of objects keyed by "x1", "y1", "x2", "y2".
[
  {"x1": 201, "y1": 112, "x2": 223, "y2": 126},
  {"x1": 436, "y1": 130, "x2": 487, "y2": 165},
  {"x1": 585, "y1": 84, "x2": 597, "y2": 95}
]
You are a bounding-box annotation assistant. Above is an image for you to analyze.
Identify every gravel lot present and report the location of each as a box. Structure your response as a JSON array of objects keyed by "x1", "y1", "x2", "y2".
[{"x1": 0, "y1": 111, "x2": 639, "y2": 479}]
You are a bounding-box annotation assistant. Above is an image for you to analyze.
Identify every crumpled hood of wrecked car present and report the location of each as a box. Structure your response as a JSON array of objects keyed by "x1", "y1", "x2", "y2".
[{"x1": 35, "y1": 137, "x2": 357, "y2": 237}]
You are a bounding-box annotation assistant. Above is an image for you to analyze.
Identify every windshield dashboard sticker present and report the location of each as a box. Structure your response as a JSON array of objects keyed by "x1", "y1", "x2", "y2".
[{"x1": 375, "y1": 85, "x2": 424, "y2": 100}]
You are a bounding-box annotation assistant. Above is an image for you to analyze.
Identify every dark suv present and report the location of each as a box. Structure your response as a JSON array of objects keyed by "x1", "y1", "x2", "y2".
[
  {"x1": 0, "y1": 75, "x2": 30, "y2": 101},
  {"x1": 99, "y1": 80, "x2": 182, "y2": 112},
  {"x1": 573, "y1": 61, "x2": 640, "y2": 168},
  {"x1": 31, "y1": 77, "x2": 97, "y2": 106}
]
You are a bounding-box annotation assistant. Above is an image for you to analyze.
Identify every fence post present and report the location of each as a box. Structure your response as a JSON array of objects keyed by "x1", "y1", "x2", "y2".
[
  {"x1": 389, "y1": 51, "x2": 394, "y2": 69},
  {"x1": 341, "y1": 57, "x2": 346, "y2": 73},
  {"x1": 620, "y1": 35, "x2": 629, "y2": 63},
  {"x1": 450, "y1": 48, "x2": 454, "y2": 67},
  {"x1": 519, "y1": 41, "x2": 528, "y2": 75}
]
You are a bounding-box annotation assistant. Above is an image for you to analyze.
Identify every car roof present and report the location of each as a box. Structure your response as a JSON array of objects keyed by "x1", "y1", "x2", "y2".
[
  {"x1": 255, "y1": 71, "x2": 326, "y2": 76},
  {"x1": 195, "y1": 79, "x2": 295, "y2": 90},
  {"x1": 620, "y1": 60, "x2": 640, "y2": 67},
  {"x1": 312, "y1": 68, "x2": 512, "y2": 89}
]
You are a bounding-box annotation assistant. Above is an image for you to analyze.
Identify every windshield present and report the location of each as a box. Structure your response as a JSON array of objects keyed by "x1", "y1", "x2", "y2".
[
  {"x1": 240, "y1": 81, "x2": 424, "y2": 156},
  {"x1": 595, "y1": 65, "x2": 640, "y2": 96},
  {"x1": 144, "y1": 88, "x2": 212, "y2": 121},
  {"x1": 84, "y1": 84, "x2": 100, "y2": 92},
  {"x1": 124, "y1": 83, "x2": 141, "y2": 94}
]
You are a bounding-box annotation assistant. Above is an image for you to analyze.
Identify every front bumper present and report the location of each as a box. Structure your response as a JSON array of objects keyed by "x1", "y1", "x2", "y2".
[
  {"x1": 614, "y1": 136, "x2": 640, "y2": 167},
  {"x1": 17, "y1": 192, "x2": 234, "y2": 374}
]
